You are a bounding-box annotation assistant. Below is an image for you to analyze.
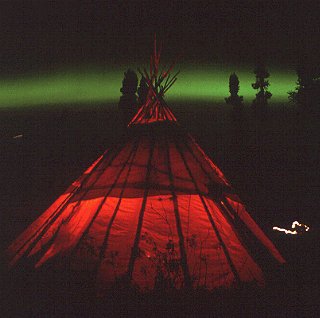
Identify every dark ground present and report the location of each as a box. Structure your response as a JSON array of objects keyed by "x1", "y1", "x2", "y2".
[{"x1": 1, "y1": 102, "x2": 319, "y2": 317}]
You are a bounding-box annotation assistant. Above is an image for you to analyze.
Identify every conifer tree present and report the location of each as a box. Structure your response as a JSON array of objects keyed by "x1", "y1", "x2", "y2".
[
  {"x1": 288, "y1": 64, "x2": 320, "y2": 108},
  {"x1": 251, "y1": 64, "x2": 272, "y2": 109},
  {"x1": 225, "y1": 72, "x2": 243, "y2": 110},
  {"x1": 137, "y1": 76, "x2": 149, "y2": 106},
  {"x1": 118, "y1": 69, "x2": 138, "y2": 128}
]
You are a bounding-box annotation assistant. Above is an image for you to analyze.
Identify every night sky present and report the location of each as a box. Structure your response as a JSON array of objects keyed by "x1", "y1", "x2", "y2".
[
  {"x1": 0, "y1": 1, "x2": 319, "y2": 106},
  {"x1": 1, "y1": 1, "x2": 319, "y2": 73}
]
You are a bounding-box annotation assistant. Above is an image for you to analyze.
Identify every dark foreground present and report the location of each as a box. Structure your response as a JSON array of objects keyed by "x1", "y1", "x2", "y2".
[{"x1": 1, "y1": 102, "x2": 319, "y2": 316}]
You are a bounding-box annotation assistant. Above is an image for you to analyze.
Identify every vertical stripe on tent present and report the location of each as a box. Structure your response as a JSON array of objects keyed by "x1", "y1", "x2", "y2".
[
  {"x1": 186, "y1": 134, "x2": 229, "y2": 185},
  {"x1": 12, "y1": 145, "x2": 123, "y2": 264},
  {"x1": 127, "y1": 136, "x2": 156, "y2": 280},
  {"x1": 95, "y1": 139, "x2": 140, "y2": 270},
  {"x1": 72, "y1": 139, "x2": 139, "y2": 257},
  {"x1": 30, "y1": 145, "x2": 127, "y2": 264},
  {"x1": 183, "y1": 136, "x2": 227, "y2": 187},
  {"x1": 222, "y1": 198, "x2": 285, "y2": 264},
  {"x1": 218, "y1": 199, "x2": 258, "y2": 256},
  {"x1": 175, "y1": 138, "x2": 241, "y2": 284},
  {"x1": 217, "y1": 199, "x2": 270, "y2": 273},
  {"x1": 203, "y1": 197, "x2": 264, "y2": 285},
  {"x1": 182, "y1": 135, "x2": 284, "y2": 267},
  {"x1": 165, "y1": 137, "x2": 191, "y2": 288}
]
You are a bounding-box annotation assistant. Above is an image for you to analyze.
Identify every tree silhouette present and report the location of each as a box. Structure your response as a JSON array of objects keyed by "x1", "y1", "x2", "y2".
[
  {"x1": 288, "y1": 64, "x2": 320, "y2": 109},
  {"x1": 225, "y1": 72, "x2": 244, "y2": 111},
  {"x1": 251, "y1": 63, "x2": 272, "y2": 110},
  {"x1": 137, "y1": 76, "x2": 149, "y2": 106},
  {"x1": 118, "y1": 69, "x2": 138, "y2": 128}
]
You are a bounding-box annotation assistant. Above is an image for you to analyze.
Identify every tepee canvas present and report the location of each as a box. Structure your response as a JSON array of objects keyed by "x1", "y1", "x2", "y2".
[{"x1": 7, "y1": 44, "x2": 285, "y2": 293}]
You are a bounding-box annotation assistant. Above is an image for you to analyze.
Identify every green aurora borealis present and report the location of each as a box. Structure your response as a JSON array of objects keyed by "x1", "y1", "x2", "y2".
[{"x1": 0, "y1": 65, "x2": 296, "y2": 108}]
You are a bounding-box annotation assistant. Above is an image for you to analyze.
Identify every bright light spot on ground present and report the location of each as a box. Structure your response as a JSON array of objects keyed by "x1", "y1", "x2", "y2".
[
  {"x1": 273, "y1": 221, "x2": 310, "y2": 235},
  {"x1": 13, "y1": 134, "x2": 23, "y2": 139}
]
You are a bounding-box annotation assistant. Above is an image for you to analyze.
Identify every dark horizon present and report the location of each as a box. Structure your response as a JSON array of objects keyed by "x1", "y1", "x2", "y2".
[{"x1": 1, "y1": 1, "x2": 319, "y2": 76}]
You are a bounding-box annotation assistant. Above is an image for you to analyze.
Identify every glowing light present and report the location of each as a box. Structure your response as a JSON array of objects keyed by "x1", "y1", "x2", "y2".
[
  {"x1": 0, "y1": 65, "x2": 296, "y2": 108},
  {"x1": 272, "y1": 227, "x2": 297, "y2": 235},
  {"x1": 173, "y1": 66, "x2": 296, "y2": 103},
  {"x1": 0, "y1": 70, "x2": 122, "y2": 108},
  {"x1": 273, "y1": 221, "x2": 310, "y2": 235},
  {"x1": 13, "y1": 134, "x2": 23, "y2": 139}
]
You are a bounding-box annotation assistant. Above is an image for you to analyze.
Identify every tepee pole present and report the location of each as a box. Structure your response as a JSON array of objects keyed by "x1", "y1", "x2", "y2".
[
  {"x1": 165, "y1": 136, "x2": 192, "y2": 288},
  {"x1": 174, "y1": 139, "x2": 241, "y2": 283},
  {"x1": 72, "y1": 139, "x2": 140, "y2": 257},
  {"x1": 127, "y1": 137, "x2": 156, "y2": 280}
]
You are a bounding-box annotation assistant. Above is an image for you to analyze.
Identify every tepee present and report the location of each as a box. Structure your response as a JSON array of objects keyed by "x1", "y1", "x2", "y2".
[{"x1": 7, "y1": 42, "x2": 285, "y2": 293}]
